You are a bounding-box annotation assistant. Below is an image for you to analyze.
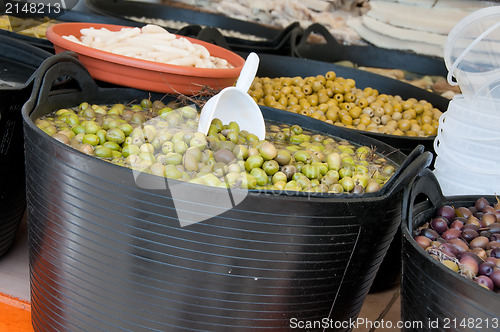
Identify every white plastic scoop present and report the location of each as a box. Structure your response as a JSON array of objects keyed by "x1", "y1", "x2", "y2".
[{"x1": 197, "y1": 52, "x2": 265, "y2": 140}]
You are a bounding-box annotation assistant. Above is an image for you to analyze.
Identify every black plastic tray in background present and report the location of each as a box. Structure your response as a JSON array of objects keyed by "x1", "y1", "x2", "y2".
[
  {"x1": 84, "y1": 0, "x2": 300, "y2": 55},
  {"x1": 0, "y1": 35, "x2": 52, "y2": 257},
  {"x1": 401, "y1": 169, "x2": 500, "y2": 331},
  {"x1": 0, "y1": 9, "x2": 142, "y2": 53},
  {"x1": 246, "y1": 52, "x2": 450, "y2": 157},
  {"x1": 291, "y1": 23, "x2": 448, "y2": 77},
  {"x1": 23, "y1": 53, "x2": 433, "y2": 331}
]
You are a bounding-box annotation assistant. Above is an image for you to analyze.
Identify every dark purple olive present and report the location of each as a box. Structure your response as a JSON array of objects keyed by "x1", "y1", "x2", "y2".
[
  {"x1": 488, "y1": 223, "x2": 500, "y2": 234},
  {"x1": 420, "y1": 228, "x2": 439, "y2": 241},
  {"x1": 490, "y1": 269, "x2": 500, "y2": 289},
  {"x1": 459, "y1": 255, "x2": 479, "y2": 275},
  {"x1": 415, "y1": 236, "x2": 431, "y2": 250},
  {"x1": 491, "y1": 248, "x2": 500, "y2": 259},
  {"x1": 461, "y1": 228, "x2": 479, "y2": 242},
  {"x1": 485, "y1": 257, "x2": 498, "y2": 265},
  {"x1": 476, "y1": 275, "x2": 494, "y2": 290},
  {"x1": 437, "y1": 205, "x2": 456, "y2": 221},
  {"x1": 470, "y1": 236, "x2": 489, "y2": 249},
  {"x1": 450, "y1": 219, "x2": 464, "y2": 230},
  {"x1": 488, "y1": 241, "x2": 500, "y2": 250},
  {"x1": 442, "y1": 228, "x2": 461, "y2": 241},
  {"x1": 478, "y1": 261, "x2": 495, "y2": 276},
  {"x1": 468, "y1": 216, "x2": 481, "y2": 227},
  {"x1": 475, "y1": 212, "x2": 484, "y2": 220},
  {"x1": 458, "y1": 251, "x2": 483, "y2": 265},
  {"x1": 458, "y1": 206, "x2": 473, "y2": 218},
  {"x1": 430, "y1": 216, "x2": 449, "y2": 235},
  {"x1": 462, "y1": 223, "x2": 480, "y2": 232},
  {"x1": 483, "y1": 206, "x2": 495, "y2": 214},
  {"x1": 490, "y1": 234, "x2": 500, "y2": 242},
  {"x1": 449, "y1": 238, "x2": 468, "y2": 255},
  {"x1": 480, "y1": 230, "x2": 491, "y2": 238},
  {"x1": 494, "y1": 210, "x2": 500, "y2": 221},
  {"x1": 475, "y1": 197, "x2": 490, "y2": 212},
  {"x1": 472, "y1": 248, "x2": 488, "y2": 261},
  {"x1": 482, "y1": 212, "x2": 497, "y2": 227},
  {"x1": 439, "y1": 243, "x2": 457, "y2": 258},
  {"x1": 453, "y1": 216, "x2": 468, "y2": 223}
]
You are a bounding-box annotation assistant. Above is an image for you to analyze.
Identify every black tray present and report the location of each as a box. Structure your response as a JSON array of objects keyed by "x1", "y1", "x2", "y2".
[
  {"x1": 0, "y1": 35, "x2": 52, "y2": 257},
  {"x1": 240, "y1": 52, "x2": 450, "y2": 158},
  {"x1": 291, "y1": 23, "x2": 448, "y2": 77},
  {"x1": 23, "y1": 52, "x2": 432, "y2": 331},
  {"x1": 85, "y1": 0, "x2": 300, "y2": 55},
  {"x1": 0, "y1": 8, "x2": 142, "y2": 53},
  {"x1": 401, "y1": 168, "x2": 500, "y2": 331}
]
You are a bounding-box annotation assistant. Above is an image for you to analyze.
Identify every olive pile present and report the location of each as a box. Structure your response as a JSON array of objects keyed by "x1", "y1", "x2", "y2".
[
  {"x1": 413, "y1": 197, "x2": 500, "y2": 293},
  {"x1": 35, "y1": 98, "x2": 398, "y2": 194},
  {"x1": 248, "y1": 72, "x2": 442, "y2": 137}
]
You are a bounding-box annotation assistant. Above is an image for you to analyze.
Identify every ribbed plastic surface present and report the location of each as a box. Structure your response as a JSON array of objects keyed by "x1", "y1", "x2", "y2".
[
  {"x1": 401, "y1": 169, "x2": 500, "y2": 332},
  {"x1": 23, "y1": 54, "x2": 431, "y2": 331}
]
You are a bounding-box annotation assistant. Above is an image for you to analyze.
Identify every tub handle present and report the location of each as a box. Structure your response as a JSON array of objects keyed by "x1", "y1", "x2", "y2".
[
  {"x1": 196, "y1": 27, "x2": 231, "y2": 50},
  {"x1": 291, "y1": 23, "x2": 338, "y2": 60},
  {"x1": 402, "y1": 168, "x2": 444, "y2": 235},
  {"x1": 23, "y1": 52, "x2": 99, "y2": 118}
]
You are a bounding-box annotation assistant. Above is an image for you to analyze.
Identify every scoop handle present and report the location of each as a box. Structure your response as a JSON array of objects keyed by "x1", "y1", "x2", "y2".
[{"x1": 235, "y1": 52, "x2": 259, "y2": 93}]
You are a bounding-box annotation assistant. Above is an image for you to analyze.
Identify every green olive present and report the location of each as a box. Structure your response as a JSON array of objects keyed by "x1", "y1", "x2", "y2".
[
  {"x1": 301, "y1": 164, "x2": 321, "y2": 179},
  {"x1": 262, "y1": 160, "x2": 280, "y2": 176},
  {"x1": 293, "y1": 150, "x2": 312, "y2": 164},
  {"x1": 258, "y1": 141, "x2": 277, "y2": 160},
  {"x1": 250, "y1": 168, "x2": 269, "y2": 186},
  {"x1": 272, "y1": 171, "x2": 288, "y2": 184},
  {"x1": 326, "y1": 152, "x2": 341, "y2": 171},
  {"x1": 82, "y1": 134, "x2": 100, "y2": 146},
  {"x1": 164, "y1": 152, "x2": 183, "y2": 165},
  {"x1": 122, "y1": 144, "x2": 140, "y2": 157},
  {"x1": 339, "y1": 176, "x2": 355, "y2": 192},
  {"x1": 183, "y1": 153, "x2": 199, "y2": 172},
  {"x1": 103, "y1": 141, "x2": 121, "y2": 151},
  {"x1": 245, "y1": 155, "x2": 264, "y2": 172},
  {"x1": 165, "y1": 164, "x2": 183, "y2": 179},
  {"x1": 173, "y1": 140, "x2": 188, "y2": 155},
  {"x1": 105, "y1": 128, "x2": 126, "y2": 144},
  {"x1": 95, "y1": 146, "x2": 113, "y2": 159}
]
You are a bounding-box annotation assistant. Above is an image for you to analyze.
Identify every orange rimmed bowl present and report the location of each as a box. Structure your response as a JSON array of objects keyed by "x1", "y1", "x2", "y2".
[{"x1": 46, "y1": 22, "x2": 245, "y2": 95}]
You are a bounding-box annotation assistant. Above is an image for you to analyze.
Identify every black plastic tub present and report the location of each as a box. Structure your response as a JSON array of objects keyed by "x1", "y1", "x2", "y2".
[
  {"x1": 23, "y1": 53, "x2": 433, "y2": 331},
  {"x1": 0, "y1": 35, "x2": 51, "y2": 257},
  {"x1": 401, "y1": 169, "x2": 500, "y2": 331},
  {"x1": 84, "y1": 0, "x2": 299, "y2": 55},
  {"x1": 291, "y1": 23, "x2": 447, "y2": 77}
]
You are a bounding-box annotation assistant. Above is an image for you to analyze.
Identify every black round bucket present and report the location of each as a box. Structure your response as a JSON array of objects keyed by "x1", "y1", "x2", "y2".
[
  {"x1": 401, "y1": 169, "x2": 500, "y2": 331},
  {"x1": 0, "y1": 35, "x2": 51, "y2": 257},
  {"x1": 23, "y1": 54, "x2": 433, "y2": 331}
]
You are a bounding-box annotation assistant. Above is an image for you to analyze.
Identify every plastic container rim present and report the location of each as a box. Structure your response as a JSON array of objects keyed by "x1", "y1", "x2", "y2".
[{"x1": 46, "y1": 22, "x2": 245, "y2": 79}]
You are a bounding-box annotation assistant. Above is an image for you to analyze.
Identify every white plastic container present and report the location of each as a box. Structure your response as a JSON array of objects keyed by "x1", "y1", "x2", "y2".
[
  {"x1": 436, "y1": 7, "x2": 500, "y2": 196},
  {"x1": 444, "y1": 95, "x2": 500, "y2": 128},
  {"x1": 433, "y1": 157, "x2": 500, "y2": 195},
  {"x1": 434, "y1": 138, "x2": 500, "y2": 174},
  {"x1": 444, "y1": 6, "x2": 500, "y2": 102},
  {"x1": 437, "y1": 107, "x2": 500, "y2": 141}
]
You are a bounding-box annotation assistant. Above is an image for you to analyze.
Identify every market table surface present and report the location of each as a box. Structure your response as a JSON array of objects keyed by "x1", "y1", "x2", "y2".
[{"x1": 0, "y1": 216, "x2": 402, "y2": 332}]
